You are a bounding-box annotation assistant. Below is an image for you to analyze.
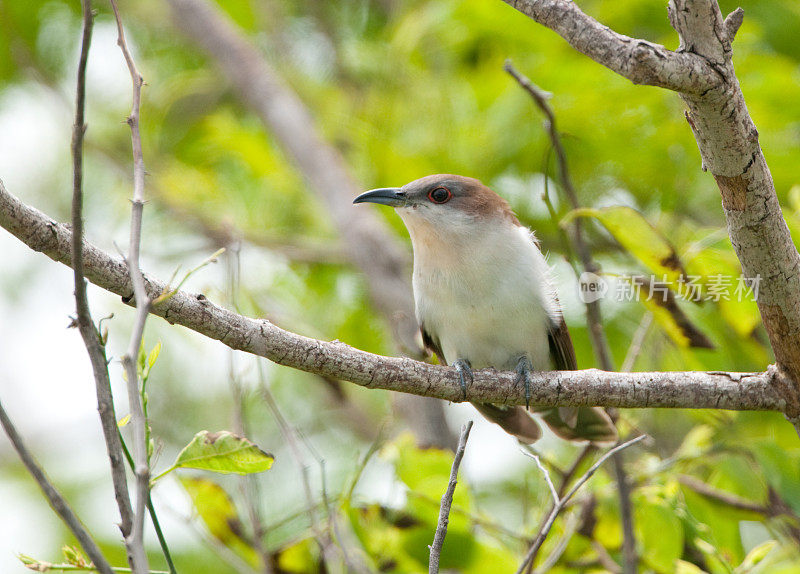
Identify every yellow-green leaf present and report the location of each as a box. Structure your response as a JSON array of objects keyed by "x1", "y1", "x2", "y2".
[
  {"x1": 147, "y1": 341, "x2": 162, "y2": 369},
  {"x1": 562, "y1": 206, "x2": 685, "y2": 283},
  {"x1": 174, "y1": 430, "x2": 273, "y2": 474},
  {"x1": 154, "y1": 430, "x2": 273, "y2": 482},
  {"x1": 632, "y1": 277, "x2": 714, "y2": 349},
  {"x1": 180, "y1": 476, "x2": 261, "y2": 568},
  {"x1": 676, "y1": 559, "x2": 709, "y2": 574},
  {"x1": 736, "y1": 540, "x2": 777, "y2": 572}
]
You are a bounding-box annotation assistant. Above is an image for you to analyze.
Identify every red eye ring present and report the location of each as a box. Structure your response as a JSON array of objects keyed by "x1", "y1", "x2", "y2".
[{"x1": 428, "y1": 186, "x2": 452, "y2": 204}]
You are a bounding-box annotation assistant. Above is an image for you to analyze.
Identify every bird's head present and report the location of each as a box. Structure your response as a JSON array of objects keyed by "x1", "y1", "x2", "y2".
[{"x1": 353, "y1": 174, "x2": 519, "y2": 235}]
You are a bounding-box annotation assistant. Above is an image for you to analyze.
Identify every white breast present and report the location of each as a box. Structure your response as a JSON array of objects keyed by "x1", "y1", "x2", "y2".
[{"x1": 400, "y1": 212, "x2": 560, "y2": 371}]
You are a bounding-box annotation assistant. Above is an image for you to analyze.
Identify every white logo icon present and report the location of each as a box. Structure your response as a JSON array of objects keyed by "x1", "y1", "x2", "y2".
[{"x1": 578, "y1": 272, "x2": 608, "y2": 303}]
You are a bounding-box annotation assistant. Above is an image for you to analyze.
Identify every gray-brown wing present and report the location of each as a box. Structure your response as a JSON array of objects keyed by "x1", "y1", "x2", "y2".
[
  {"x1": 421, "y1": 323, "x2": 446, "y2": 365},
  {"x1": 543, "y1": 315, "x2": 618, "y2": 444},
  {"x1": 548, "y1": 315, "x2": 577, "y2": 371}
]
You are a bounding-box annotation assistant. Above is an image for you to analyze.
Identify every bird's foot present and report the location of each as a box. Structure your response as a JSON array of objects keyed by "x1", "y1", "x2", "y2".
[
  {"x1": 515, "y1": 356, "x2": 533, "y2": 409},
  {"x1": 453, "y1": 359, "x2": 473, "y2": 401}
]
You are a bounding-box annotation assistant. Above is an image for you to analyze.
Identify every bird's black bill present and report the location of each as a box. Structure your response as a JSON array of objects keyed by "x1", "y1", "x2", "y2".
[{"x1": 353, "y1": 187, "x2": 406, "y2": 207}]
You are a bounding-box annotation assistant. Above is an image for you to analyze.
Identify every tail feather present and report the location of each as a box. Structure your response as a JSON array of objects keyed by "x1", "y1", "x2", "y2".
[
  {"x1": 472, "y1": 402, "x2": 542, "y2": 443},
  {"x1": 538, "y1": 406, "x2": 618, "y2": 445},
  {"x1": 474, "y1": 403, "x2": 618, "y2": 445}
]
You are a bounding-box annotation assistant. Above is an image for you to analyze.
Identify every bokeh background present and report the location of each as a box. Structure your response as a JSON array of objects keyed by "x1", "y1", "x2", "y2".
[{"x1": 1, "y1": 0, "x2": 800, "y2": 572}]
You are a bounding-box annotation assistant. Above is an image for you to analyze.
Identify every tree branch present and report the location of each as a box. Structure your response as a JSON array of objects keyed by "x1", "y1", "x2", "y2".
[
  {"x1": 0, "y1": 398, "x2": 115, "y2": 574},
  {"x1": 429, "y1": 421, "x2": 473, "y2": 574},
  {"x1": 0, "y1": 181, "x2": 788, "y2": 413},
  {"x1": 501, "y1": 0, "x2": 800, "y2": 429},
  {"x1": 70, "y1": 0, "x2": 136, "y2": 561},
  {"x1": 500, "y1": 0, "x2": 719, "y2": 94},
  {"x1": 108, "y1": 1, "x2": 150, "y2": 569}
]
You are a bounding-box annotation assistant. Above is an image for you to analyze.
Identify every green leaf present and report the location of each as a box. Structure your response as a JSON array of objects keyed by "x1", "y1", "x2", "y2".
[
  {"x1": 154, "y1": 430, "x2": 273, "y2": 482},
  {"x1": 180, "y1": 476, "x2": 261, "y2": 568},
  {"x1": 736, "y1": 540, "x2": 777, "y2": 573},
  {"x1": 562, "y1": 206, "x2": 686, "y2": 283},
  {"x1": 675, "y1": 424, "x2": 715, "y2": 461},
  {"x1": 147, "y1": 341, "x2": 162, "y2": 370},
  {"x1": 635, "y1": 490, "x2": 684, "y2": 573},
  {"x1": 676, "y1": 559, "x2": 709, "y2": 574}
]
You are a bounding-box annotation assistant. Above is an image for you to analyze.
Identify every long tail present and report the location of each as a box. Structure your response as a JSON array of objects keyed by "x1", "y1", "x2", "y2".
[
  {"x1": 472, "y1": 403, "x2": 542, "y2": 443},
  {"x1": 536, "y1": 406, "x2": 618, "y2": 444},
  {"x1": 473, "y1": 403, "x2": 617, "y2": 445}
]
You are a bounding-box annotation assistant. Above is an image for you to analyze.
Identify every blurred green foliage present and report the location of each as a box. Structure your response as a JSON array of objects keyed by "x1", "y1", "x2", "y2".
[{"x1": 1, "y1": 0, "x2": 800, "y2": 572}]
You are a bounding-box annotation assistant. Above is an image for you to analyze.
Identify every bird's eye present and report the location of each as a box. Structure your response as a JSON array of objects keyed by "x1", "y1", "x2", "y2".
[{"x1": 428, "y1": 186, "x2": 452, "y2": 204}]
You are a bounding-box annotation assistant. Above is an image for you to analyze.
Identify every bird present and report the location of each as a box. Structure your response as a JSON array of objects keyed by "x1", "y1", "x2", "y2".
[{"x1": 353, "y1": 174, "x2": 617, "y2": 444}]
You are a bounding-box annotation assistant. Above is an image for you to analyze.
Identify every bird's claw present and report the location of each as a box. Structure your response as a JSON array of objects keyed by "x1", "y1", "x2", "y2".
[
  {"x1": 453, "y1": 359, "x2": 473, "y2": 401},
  {"x1": 515, "y1": 356, "x2": 533, "y2": 410}
]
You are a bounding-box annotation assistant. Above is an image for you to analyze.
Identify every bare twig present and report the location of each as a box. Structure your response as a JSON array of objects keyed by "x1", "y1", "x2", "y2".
[
  {"x1": 504, "y1": 60, "x2": 613, "y2": 370},
  {"x1": 225, "y1": 244, "x2": 275, "y2": 574},
  {"x1": 70, "y1": 0, "x2": 136, "y2": 561},
  {"x1": 622, "y1": 313, "x2": 653, "y2": 372},
  {"x1": 429, "y1": 421, "x2": 473, "y2": 574},
  {"x1": 611, "y1": 446, "x2": 637, "y2": 574},
  {"x1": 521, "y1": 445, "x2": 594, "y2": 573},
  {"x1": 0, "y1": 398, "x2": 115, "y2": 574},
  {"x1": 257, "y1": 363, "x2": 345, "y2": 571},
  {"x1": 678, "y1": 474, "x2": 768, "y2": 514},
  {"x1": 108, "y1": 1, "x2": 150, "y2": 570},
  {"x1": 516, "y1": 435, "x2": 646, "y2": 574},
  {"x1": 522, "y1": 451, "x2": 559, "y2": 504}
]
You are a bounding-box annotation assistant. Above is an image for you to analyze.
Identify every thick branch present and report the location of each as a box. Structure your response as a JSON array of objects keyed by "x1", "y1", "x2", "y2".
[
  {"x1": 501, "y1": 0, "x2": 718, "y2": 94},
  {"x1": 0, "y1": 181, "x2": 786, "y2": 413},
  {"x1": 165, "y1": 0, "x2": 416, "y2": 349},
  {"x1": 667, "y1": 0, "x2": 800, "y2": 418},
  {"x1": 502, "y1": 0, "x2": 800, "y2": 424}
]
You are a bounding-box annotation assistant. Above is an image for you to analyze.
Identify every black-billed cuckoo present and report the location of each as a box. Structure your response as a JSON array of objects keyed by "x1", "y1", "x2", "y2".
[{"x1": 354, "y1": 174, "x2": 617, "y2": 444}]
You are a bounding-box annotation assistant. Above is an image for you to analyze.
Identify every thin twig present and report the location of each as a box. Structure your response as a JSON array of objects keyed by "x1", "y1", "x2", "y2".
[
  {"x1": 0, "y1": 399, "x2": 115, "y2": 574},
  {"x1": 225, "y1": 243, "x2": 275, "y2": 574},
  {"x1": 678, "y1": 474, "x2": 769, "y2": 514},
  {"x1": 118, "y1": 433, "x2": 177, "y2": 574},
  {"x1": 534, "y1": 509, "x2": 581, "y2": 574},
  {"x1": 612, "y1": 446, "x2": 637, "y2": 574},
  {"x1": 516, "y1": 435, "x2": 646, "y2": 574},
  {"x1": 257, "y1": 362, "x2": 341, "y2": 570},
  {"x1": 17, "y1": 562, "x2": 168, "y2": 574},
  {"x1": 506, "y1": 60, "x2": 638, "y2": 573},
  {"x1": 429, "y1": 420, "x2": 473, "y2": 574},
  {"x1": 521, "y1": 451, "x2": 560, "y2": 504},
  {"x1": 504, "y1": 59, "x2": 614, "y2": 371},
  {"x1": 522, "y1": 445, "x2": 595, "y2": 574},
  {"x1": 108, "y1": 1, "x2": 151, "y2": 570},
  {"x1": 70, "y1": 0, "x2": 137, "y2": 562},
  {"x1": 622, "y1": 313, "x2": 653, "y2": 372}
]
